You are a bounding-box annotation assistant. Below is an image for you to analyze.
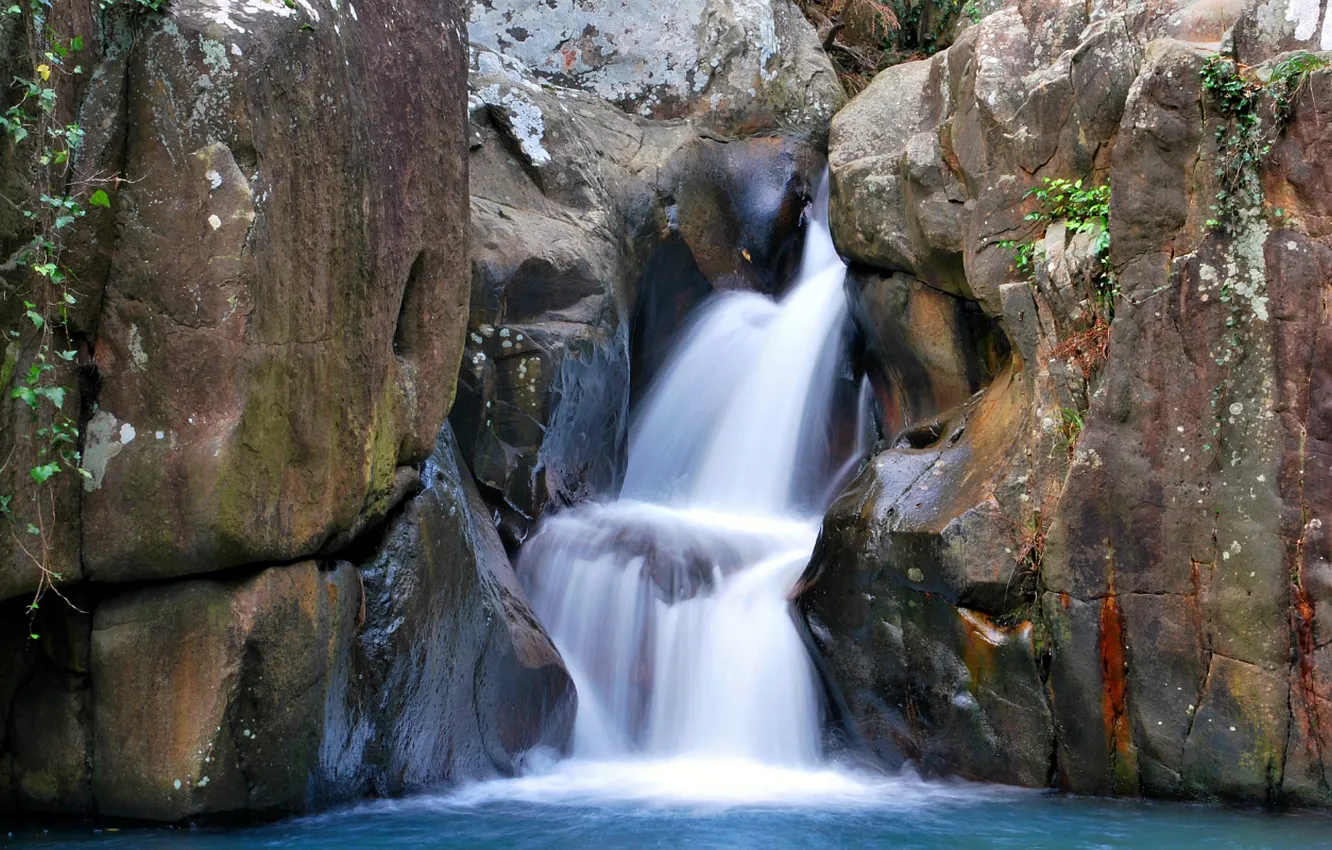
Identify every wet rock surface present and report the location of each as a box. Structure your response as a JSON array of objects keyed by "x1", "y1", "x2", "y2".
[
  {"x1": 803, "y1": 0, "x2": 1332, "y2": 808},
  {"x1": 2, "y1": 428, "x2": 573, "y2": 823},
  {"x1": 456, "y1": 48, "x2": 827, "y2": 545}
]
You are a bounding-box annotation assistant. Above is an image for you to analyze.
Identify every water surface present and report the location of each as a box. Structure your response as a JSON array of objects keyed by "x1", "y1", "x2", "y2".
[{"x1": 9, "y1": 763, "x2": 1330, "y2": 850}]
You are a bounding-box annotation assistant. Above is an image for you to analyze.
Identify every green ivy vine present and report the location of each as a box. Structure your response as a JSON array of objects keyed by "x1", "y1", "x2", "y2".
[{"x1": 0, "y1": 0, "x2": 157, "y2": 638}]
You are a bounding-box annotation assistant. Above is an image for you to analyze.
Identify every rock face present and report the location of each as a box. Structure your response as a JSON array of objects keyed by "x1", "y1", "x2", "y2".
[
  {"x1": 467, "y1": 0, "x2": 844, "y2": 133},
  {"x1": 804, "y1": 0, "x2": 1332, "y2": 808},
  {"x1": 79, "y1": 0, "x2": 470, "y2": 583},
  {"x1": 455, "y1": 48, "x2": 826, "y2": 545},
  {"x1": 0, "y1": 0, "x2": 578, "y2": 825},
  {"x1": 0, "y1": 0, "x2": 469, "y2": 593},
  {"x1": 3, "y1": 428, "x2": 574, "y2": 822},
  {"x1": 317, "y1": 429, "x2": 576, "y2": 805}
]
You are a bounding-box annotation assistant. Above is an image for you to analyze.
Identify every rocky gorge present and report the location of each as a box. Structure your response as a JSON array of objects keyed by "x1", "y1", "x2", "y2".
[{"x1": 1, "y1": 0, "x2": 1332, "y2": 829}]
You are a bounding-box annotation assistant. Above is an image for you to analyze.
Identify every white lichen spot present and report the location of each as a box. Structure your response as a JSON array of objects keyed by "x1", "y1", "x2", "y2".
[
  {"x1": 1230, "y1": 402, "x2": 1244, "y2": 416},
  {"x1": 156, "y1": 430, "x2": 165, "y2": 440},
  {"x1": 472, "y1": 83, "x2": 551, "y2": 166},
  {"x1": 120, "y1": 423, "x2": 136, "y2": 444},
  {"x1": 208, "y1": 214, "x2": 223, "y2": 230},
  {"x1": 128, "y1": 324, "x2": 149, "y2": 369},
  {"x1": 1282, "y1": 0, "x2": 1316, "y2": 38},
  {"x1": 173, "y1": 779, "x2": 182, "y2": 790},
  {"x1": 206, "y1": 169, "x2": 223, "y2": 190}
]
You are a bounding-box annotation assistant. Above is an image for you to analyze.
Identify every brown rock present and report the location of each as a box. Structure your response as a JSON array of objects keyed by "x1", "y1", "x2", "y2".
[
  {"x1": 317, "y1": 426, "x2": 576, "y2": 799},
  {"x1": 75, "y1": 0, "x2": 469, "y2": 585},
  {"x1": 91, "y1": 560, "x2": 357, "y2": 821}
]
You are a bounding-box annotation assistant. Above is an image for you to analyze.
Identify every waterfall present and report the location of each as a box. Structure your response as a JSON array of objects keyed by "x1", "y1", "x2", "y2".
[{"x1": 512, "y1": 175, "x2": 854, "y2": 789}]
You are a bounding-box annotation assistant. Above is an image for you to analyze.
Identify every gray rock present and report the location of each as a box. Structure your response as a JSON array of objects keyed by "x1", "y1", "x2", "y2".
[{"x1": 468, "y1": 0, "x2": 844, "y2": 133}]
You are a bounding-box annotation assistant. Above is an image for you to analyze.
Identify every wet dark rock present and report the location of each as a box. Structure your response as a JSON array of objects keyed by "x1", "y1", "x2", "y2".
[
  {"x1": 318, "y1": 426, "x2": 576, "y2": 801},
  {"x1": 458, "y1": 51, "x2": 826, "y2": 538},
  {"x1": 849, "y1": 270, "x2": 1008, "y2": 437},
  {"x1": 0, "y1": 428, "x2": 571, "y2": 824}
]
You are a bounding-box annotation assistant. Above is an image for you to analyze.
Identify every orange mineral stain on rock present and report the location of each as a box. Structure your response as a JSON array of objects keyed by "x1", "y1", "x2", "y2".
[{"x1": 1098, "y1": 582, "x2": 1139, "y2": 794}]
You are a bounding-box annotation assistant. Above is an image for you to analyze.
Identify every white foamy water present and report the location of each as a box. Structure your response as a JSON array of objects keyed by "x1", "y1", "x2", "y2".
[
  {"x1": 447, "y1": 755, "x2": 1014, "y2": 810},
  {"x1": 507, "y1": 175, "x2": 875, "y2": 804}
]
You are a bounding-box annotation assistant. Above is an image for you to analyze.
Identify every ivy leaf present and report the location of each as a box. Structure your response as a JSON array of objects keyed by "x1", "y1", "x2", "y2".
[
  {"x1": 89, "y1": 188, "x2": 111, "y2": 208},
  {"x1": 0, "y1": 495, "x2": 11, "y2": 514},
  {"x1": 36, "y1": 385, "x2": 65, "y2": 408},
  {"x1": 25, "y1": 309, "x2": 43, "y2": 330},
  {"x1": 28, "y1": 462, "x2": 60, "y2": 483},
  {"x1": 25, "y1": 523, "x2": 39, "y2": 535},
  {"x1": 36, "y1": 64, "x2": 50, "y2": 81},
  {"x1": 71, "y1": 36, "x2": 83, "y2": 51}
]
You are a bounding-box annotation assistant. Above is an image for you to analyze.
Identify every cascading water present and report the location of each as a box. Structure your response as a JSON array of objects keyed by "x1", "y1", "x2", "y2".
[{"x1": 467, "y1": 176, "x2": 876, "y2": 805}]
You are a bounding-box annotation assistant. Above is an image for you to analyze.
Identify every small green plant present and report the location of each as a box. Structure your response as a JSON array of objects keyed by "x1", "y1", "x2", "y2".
[
  {"x1": 1024, "y1": 177, "x2": 1111, "y2": 231},
  {"x1": 998, "y1": 237, "x2": 1036, "y2": 276},
  {"x1": 999, "y1": 177, "x2": 1117, "y2": 315},
  {"x1": 1200, "y1": 55, "x2": 1266, "y2": 233},
  {"x1": 1200, "y1": 52, "x2": 1324, "y2": 232},
  {"x1": 1054, "y1": 406, "x2": 1084, "y2": 456},
  {"x1": 1270, "y1": 50, "x2": 1325, "y2": 124}
]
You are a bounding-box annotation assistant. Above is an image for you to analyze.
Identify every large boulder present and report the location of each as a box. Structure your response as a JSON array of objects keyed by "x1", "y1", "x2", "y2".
[
  {"x1": 4, "y1": 426, "x2": 574, "y2": 823},
  {"x1": 799, "y1": 367, "x2": 1056, "y2": 786},
  {"x1": 316, "y1": 428, "x2": 576, "y2": 803},
  {"x1": 1, "y1": 0, "x2": 470, "y2": 599},
  {"x1": 78, "y1": 0, "x2": 470, "y2": 583},
  {"x1": 809, "y1": 0, "x2": 1332, "y2": 809},
  {"x1": 467, "y1": 0, "x2": 845, "y2": 133}
]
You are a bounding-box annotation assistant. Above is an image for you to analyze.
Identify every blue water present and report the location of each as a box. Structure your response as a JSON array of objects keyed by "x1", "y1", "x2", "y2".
[{"x1": 7, "y1": 760, "x2": 1331, "y2": 849}]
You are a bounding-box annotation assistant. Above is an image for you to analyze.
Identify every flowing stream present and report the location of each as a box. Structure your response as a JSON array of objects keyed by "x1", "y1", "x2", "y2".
[{"x1": 478, "y1": 175, "x2": 858, "y2": 803}]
